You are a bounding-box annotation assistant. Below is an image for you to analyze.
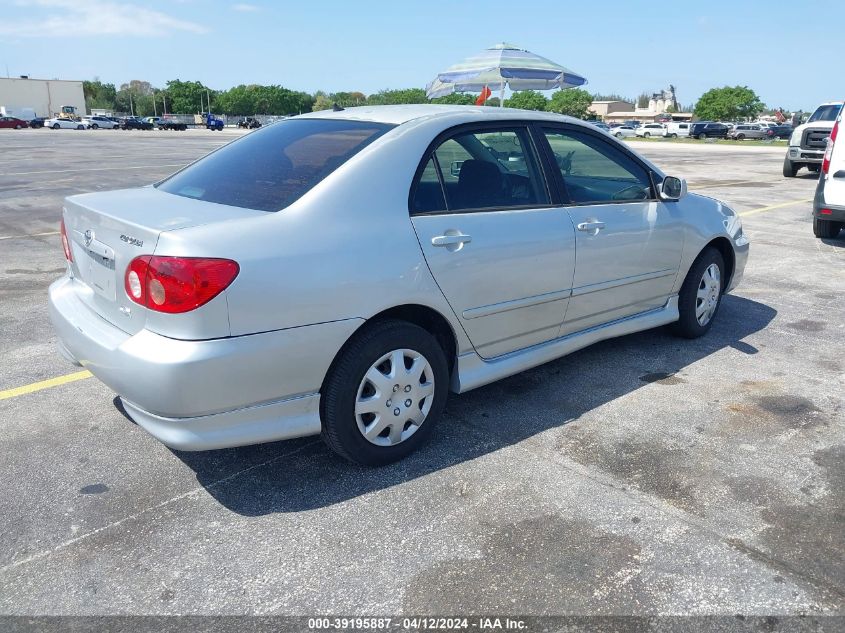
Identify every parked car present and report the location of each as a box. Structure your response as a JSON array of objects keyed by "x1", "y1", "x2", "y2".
[
  {"x1": 812, "y1": 109, "x2": 844, "y2": 239},
  {"x1": 765, "y1": 124, "x2": 793, "y2": 140},
  {"x1": 121, "y1": 116, "x2": 153, "y2": 130},
  {"x1": 635, "y1": 123, "x2": 666, "y2": 138},
  {"x1": 728, "y1": 124, "x2": 767, "y2": 140},
  {"x1": 0, "y1": 116, "x2": 29, "y2": 129},
  {"x1": 49, "y1": 105, "x2": 748, "y2": 464},
  {"x1": 144, "y1": 116, "x2": 164, "y2": 128},
  {"x1": 45, "y1": 118, "x2": 89, "y2": 130},
  {"x1": 664, "y1": 122, "x2": 690, "y2": 138},
  {"x1": 29, "y1": 117, "x2": 46, "y2": 129},
  {"x1": 623, "y1": 120, "x2": 642, "y2": 129},
  {"x1": 237, "y1": 117, "x2": 262, "y2": 129},
  {"x1": 784, "y1": 101, "x2": 844, "y2": 177},
  {"x1": 611, "y1": 125, "x2": 637, "y2": 138},
  {"x1": 83, "y1": 115, "x2": 120, "y2": 129},
  {"x1": 689, "y1": 122, "x2": 729, "y2": 139}
]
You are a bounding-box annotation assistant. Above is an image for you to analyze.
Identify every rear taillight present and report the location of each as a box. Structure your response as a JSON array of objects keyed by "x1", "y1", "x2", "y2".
[
  {"x1": 60, "y1": 218, "x2": 73, "y2": 262},
  {"x1": 124, "y1": 256, "x2": 239, "y2": 314},
  {"x1": 822, "y1": 117, "x2": 839, "y2": 175}
]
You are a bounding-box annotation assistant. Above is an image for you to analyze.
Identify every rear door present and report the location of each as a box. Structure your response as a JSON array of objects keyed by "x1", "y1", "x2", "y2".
[
  {"x1": 410, "y1": 124, "x2": 576, "y2": 359},
  {"x1": 537, "y1": 125, "x2": 685, "y2": 335}
]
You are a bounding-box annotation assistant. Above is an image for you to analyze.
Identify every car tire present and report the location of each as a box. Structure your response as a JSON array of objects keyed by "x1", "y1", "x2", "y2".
[
  {"x1": 670, "y1": 133, "x2": 677, "y2": 138},
  {"x1": 615, "y1": 132, "x2": 623, "y2": 138},
  {"x1": 321, "y1": 319, "x2": 449, "y2": 466},
  {"x1": 697, "y1": 133, "x2": 706, "y2": 140},
  {"x1": 808, "y1": 164, "x2": 820, "y2": 173},
  {"x1": 91, "y1": 124, "x2": 98, "y2": 129},
  {"x1": 813, "y1": 217, "x2": 842, "y2": 239},
  {"x1": 14, "y1": 124, "x2": 21, "y2": 129},
  {"x1": 644, "y1": 132, "x2": 650, "y2": 138},
  {"x1": 52, "y1": 123, "x2": 60, "y2": 129},
  {"x1": 672, "y1": 247, "x2": 726, "y2": 339},
  {"x1": 782, "y1": 158, "x2": 799, "y2": 177},
  {"x1": 737, "y1": 134, "x2": 745, "y2": 140},
  {"x1": 77, "y1": 125, "x2": 84, "y2": 130}
]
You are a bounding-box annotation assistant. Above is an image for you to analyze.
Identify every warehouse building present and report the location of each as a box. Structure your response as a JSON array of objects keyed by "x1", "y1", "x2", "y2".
[{"x1": 0, "y1": 77, "x2": 86, "y2": 119}]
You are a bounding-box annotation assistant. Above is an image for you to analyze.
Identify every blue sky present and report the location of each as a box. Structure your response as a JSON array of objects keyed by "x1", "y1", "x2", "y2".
[{"x1": 0, "y1": 0, "x2": 840, "y2": 110}]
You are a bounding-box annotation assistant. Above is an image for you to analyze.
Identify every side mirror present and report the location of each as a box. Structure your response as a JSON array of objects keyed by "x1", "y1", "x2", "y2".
[{"x1": 659, "y1": 176, "x2": 687, "y2": 201}]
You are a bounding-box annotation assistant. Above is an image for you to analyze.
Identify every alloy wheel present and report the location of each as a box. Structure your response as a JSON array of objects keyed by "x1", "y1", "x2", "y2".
[{"x1": 354, "y1": 348, "x2": 434, "y2": 447}]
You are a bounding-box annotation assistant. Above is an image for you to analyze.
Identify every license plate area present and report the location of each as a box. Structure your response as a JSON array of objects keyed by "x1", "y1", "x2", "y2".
[{"x1": 81, "y1": 239, "x2": 117, "y2": 302}]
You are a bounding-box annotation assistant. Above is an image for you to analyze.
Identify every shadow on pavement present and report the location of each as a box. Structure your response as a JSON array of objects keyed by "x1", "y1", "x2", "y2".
[{"x1": 171, "y1": 294, "x2": 776, "y2": 516}]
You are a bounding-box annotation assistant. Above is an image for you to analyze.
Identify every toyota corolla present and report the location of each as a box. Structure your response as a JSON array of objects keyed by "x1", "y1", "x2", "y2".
[{"x1": 49, "y1": 105, "x2": 748, "y2": 465}]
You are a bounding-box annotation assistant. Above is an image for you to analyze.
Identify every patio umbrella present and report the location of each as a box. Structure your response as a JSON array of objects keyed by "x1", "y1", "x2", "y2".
[{"x1": 426, "y1": 42, "x2": 587, "y2": 106}]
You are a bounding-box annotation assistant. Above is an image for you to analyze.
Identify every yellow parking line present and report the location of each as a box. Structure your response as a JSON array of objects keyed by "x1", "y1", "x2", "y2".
[
  {"x1": 739, "y1": 198, "x2": 812, "y2": 217},
  {"x1": 0, "y1": 231, "x2": 60, "y2": 241},
  {"x1": 0, "y1": 370, "x2": 92, "y2": 401}
]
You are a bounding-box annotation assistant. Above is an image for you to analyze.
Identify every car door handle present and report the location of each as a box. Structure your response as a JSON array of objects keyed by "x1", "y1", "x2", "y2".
[
  {"x1": 576, "y1": 221, "x2": 606, "y2": 232},
  {"x1": 432, "y1": 234, "x2": 472, "y2": 247}
]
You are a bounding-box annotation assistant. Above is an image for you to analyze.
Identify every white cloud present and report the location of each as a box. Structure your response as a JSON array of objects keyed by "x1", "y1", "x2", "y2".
[
  {"x1": 0, "y1": 0, "x2": 209, "y2": 37},
  {"x1": 231, "y1": 3, "x2": 259, "y2": 11}
]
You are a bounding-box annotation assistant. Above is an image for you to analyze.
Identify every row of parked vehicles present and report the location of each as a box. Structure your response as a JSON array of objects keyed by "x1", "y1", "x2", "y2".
[
  {"x1": 590, "y1": 119, "x2": 793, "y2": 141},
  {"x1": 1, "y1": 112, "x2": 227, "y2": 131}
]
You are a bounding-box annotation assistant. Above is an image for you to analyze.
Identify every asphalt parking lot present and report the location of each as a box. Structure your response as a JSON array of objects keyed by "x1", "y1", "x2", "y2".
[{"x1": 0, "y1": 128, "x2": 842, "y2": 616}]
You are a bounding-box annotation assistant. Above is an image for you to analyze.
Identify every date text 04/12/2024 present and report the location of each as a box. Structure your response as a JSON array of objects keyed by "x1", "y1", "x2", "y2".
[{"x1": 307, "y1": 617, "x2": 528, "y2": 630}]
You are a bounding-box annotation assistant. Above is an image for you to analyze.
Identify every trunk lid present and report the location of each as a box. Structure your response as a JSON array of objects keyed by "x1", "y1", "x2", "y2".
[{"x1": 63, "y1": 187, "x2": 261, "y2": 334}]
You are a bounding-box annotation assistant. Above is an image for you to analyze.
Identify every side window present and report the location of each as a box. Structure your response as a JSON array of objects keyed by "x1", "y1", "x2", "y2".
[
  {"x1": 421, "y1": 128, "x2": 549, "y2": 212},
  {"x1": 541, "y1": 128, "x2": 653, "y2": 204},
  {"x1": 411, "y1": 157, "x2": 447, "y2": 213}
]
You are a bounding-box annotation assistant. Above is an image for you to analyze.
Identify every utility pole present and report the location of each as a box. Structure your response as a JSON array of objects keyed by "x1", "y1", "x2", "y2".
[
  {"x1": 163, "y1": 94, "x2": 167, "y2": 115},
  {"x1": 129, "y1": 92, "x2": 134, "y2": 116},
  {"x1": 206, "y1": 89, "x2": 211, "y2": 113},
  {"x1": 153, "y1": 91, "x2": 157, "y2": 117}
]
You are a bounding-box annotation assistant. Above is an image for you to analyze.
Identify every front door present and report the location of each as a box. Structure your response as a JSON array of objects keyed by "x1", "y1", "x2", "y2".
[
  {"x1": 538, "y1": 126, "x2": 685, "y2": 335},
  {"x1": 410, "y1": 125, "x2": 576, "y2": 359}
]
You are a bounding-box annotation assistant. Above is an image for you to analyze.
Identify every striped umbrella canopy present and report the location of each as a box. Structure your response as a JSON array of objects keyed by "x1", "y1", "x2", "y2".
[{"x1": 426, "y1": 43, "x2": 587, "y2": 103}]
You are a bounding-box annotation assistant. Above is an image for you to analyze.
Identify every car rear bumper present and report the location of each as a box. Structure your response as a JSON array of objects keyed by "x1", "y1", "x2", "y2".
[
  {"x1": 813, "y1": 179, "x2": 845, "y2": 221},
  {"x1": 49, "y1": 275, "x2": 364, "y2": 450}
]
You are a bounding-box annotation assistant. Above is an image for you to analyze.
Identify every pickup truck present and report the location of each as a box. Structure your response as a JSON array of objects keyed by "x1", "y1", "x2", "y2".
[{"x1": 784, "y1": 102, "x2": 843, "y2": 177}]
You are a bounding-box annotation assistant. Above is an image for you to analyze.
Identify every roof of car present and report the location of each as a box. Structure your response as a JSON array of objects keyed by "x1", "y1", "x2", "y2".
[{"x1": 295, "y1": 104, "x2": 582, "y2": 127}]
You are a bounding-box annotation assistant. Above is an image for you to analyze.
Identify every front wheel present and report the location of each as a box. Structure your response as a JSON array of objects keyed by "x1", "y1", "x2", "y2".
[
  {"x1": 643, "y1": 132, "x2": 650, "y2": 138},
  {"x1": 737, "y1": 134, "x2": 745, "y2": 140},
  {"x1": 670, "y1": 133, "x2": 677, "y2": 138},
  {"x1": 321, "y1": 320, "x2": 449, "y2": 466},
  {"x1": 783, "y1": 157, "x2": 799, "y2": 177},
  {"x1": 52, "y1": 123, "x2": 60, "y2": 129},
  {"x1": 615, "y1": 132, "x2": 623, "y2": 138},
  {"x1": 697, "y1": 133, "x2": 706, "y2": 140},
  {"x1": 813, "y1": 217, "x2": 842, "y2": 239},
  {"x1": 91, "y1": 124, "x2": 98, "y2": 129},
  {"x1": 672, "y1": 248, "x2": 726, "y2": 339}
]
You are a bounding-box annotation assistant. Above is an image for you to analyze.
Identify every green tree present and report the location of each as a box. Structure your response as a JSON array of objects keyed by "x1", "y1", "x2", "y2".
[
  {"x1": 637, "y1": 92, "x2": 650, "y2": 108},
  {"x1": 431, "y1": 92, "x2": 476, "y2": 105},
  {"x1": 694, "y1": 86, "x2": 765, "y2": 121},
  {"x1": 366, "y1": 88, "x2": 428, "y2": 105},
  {"x1": 82, "y1": 79, "x2": 117, "y2": 113},
  {"x1": 312, "y1": 94, "x2": 333, "y2": 111},
  {"x1": 546, "y1": 88, "x2": 593, "y2": 118},
  {"x1": 484, "y1": 97, "x2": 501, "y2": 107},
  {"x1": 503, "y1": 90, "x2": 548, "y2": 111},
  {"x1": 592, "y1": 92, "x2": 632, "y2": 103},
  {"x1": 164, "y1": 79, "x2": 216, "y2": 114},
  {"x1": 665, "y1": 103, "x2": 677, "y2": 113}
]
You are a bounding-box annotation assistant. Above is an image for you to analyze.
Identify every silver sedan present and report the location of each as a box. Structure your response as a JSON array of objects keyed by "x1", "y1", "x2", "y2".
[{"x1": 49, "y1": 105, "x2": 749, "y2": 465}]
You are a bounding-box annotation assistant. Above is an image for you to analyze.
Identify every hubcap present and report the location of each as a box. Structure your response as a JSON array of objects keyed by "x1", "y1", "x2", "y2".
[
  {"x1": 695, "y1": 263, "x2": 721, "y2": 326},
  {"x1": 355, "y1": 349, "x2": 434, "y2": 447}
]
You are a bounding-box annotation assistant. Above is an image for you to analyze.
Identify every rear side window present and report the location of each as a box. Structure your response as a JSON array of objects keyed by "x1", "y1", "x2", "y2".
[{"x1": 157, "y1": 119, "x2": 394, "y2": 212}]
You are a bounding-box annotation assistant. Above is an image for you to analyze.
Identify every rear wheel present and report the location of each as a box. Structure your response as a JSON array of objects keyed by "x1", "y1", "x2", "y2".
[
  {"x1": 644, "y1": 132, "x2": 651, "y2": 138},
  {"x1": 77, "y1": 125, "x2": 84, "y2": 130},
  {"x1": 672, "y1": 247, "x2": 725, "y2": 339},
  {"x1": 698, "y1": 133, "x2": 706, "y2": 140},
  {"x1": 737, "y1": 133, "x2": 745, "y2": 140},
  {"x1": 91, "y1": 123, "x2": 98, "y2": 129},
  {"x1": 14, "y1": 124, "x2": 21, "y2": 129},
  {"x1": 615, "y1": 132, "x2": 623, "y2": 138},
  {"x1": 783, "y1": 157, "x2": 799, "y2": 177},
  {"x1": 52, "y1": 123, "x2": 60, "y2": 129},
  {"x1": 321, "y1": 320, "x2": 449, "y2": 466},
  {"x1": 670, "y1": 133, "x2": 678, "y2": 138},
  {"x1": 813, "y1": 217, "x2": 843, "y2": 239}
]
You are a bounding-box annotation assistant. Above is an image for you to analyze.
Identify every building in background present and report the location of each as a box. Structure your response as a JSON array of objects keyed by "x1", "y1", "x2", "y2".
[
  {"x1": 0, "y1": 77, "x2": 86, "y2": 119},
  {"x1": 588, "y1": 100, "x2": 634, "y2": 118}
]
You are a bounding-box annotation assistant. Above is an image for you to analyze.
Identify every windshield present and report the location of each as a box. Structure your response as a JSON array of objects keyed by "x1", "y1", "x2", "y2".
[
  {"x1": 157, "y1": 118, "x2": 394, "y2": 212},
  {"x1": 807, "y1": 104, "x2": 843, "y2": 123}
]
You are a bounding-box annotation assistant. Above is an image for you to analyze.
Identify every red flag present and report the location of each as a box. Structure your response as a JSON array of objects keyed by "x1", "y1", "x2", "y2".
[{"x1": 475, "y1": 86, "x2": 492, "y2": 106}]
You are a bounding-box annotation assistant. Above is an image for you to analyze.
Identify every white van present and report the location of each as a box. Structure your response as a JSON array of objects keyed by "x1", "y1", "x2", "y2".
[
  {"x1": 664, "y1": 122, "x2": 690, "y2": 138},
  {"x1": 813, "y1": 108, "x2": 844, "y2": 239}
]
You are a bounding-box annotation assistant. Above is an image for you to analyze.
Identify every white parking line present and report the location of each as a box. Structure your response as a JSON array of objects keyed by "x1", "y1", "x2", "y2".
[{"x1": 0, "y1": 231, "x2": 60, "y2": 241}]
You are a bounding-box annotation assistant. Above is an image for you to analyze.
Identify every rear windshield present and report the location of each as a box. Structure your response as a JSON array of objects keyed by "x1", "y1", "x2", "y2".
[
  {"x1": 807, "y1": 104, "x2": 843, "y2": 123},
  {"x1": 156, "y1": 118, "x2": 394, "y2": 212}
]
